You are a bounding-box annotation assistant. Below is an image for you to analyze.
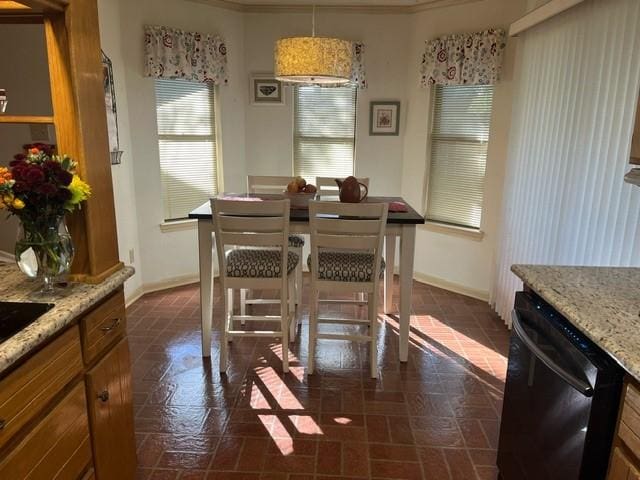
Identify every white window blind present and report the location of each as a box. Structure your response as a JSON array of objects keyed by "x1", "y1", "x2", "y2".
[
  {"x1": 154, "y1": 78, "x2": 219, "y2": 221},
  {"x1": 426, "y1": 84, "x2": 494, "y2": 229},
  {"x1": 294, "y1": 85, "x2": 357, "y2": 183}
]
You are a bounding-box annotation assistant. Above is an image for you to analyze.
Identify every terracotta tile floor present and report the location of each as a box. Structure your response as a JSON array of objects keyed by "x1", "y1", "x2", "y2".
[{"x1": 127, "y1": 276, "x2": 510, "y2": 480}]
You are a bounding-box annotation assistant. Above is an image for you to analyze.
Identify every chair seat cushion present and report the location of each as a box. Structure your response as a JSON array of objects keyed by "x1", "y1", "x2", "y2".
[
  {"x1": 288, "y1": 235, "x2": 305, "y2": 248},
  {"x1": 307, "y1": 251, "x2": 385, "y2": 282},
  {"x1": 226, "y1": 249, "x2": 299, "y2": 278}
]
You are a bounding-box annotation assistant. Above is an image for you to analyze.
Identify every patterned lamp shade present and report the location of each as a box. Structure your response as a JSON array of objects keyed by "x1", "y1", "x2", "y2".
[{"x1": 274, "y1": 37, "x2": 353, "y2": 84}]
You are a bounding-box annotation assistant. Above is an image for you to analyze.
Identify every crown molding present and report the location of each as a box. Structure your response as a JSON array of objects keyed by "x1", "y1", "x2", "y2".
[{"x1": 187, "y1": 0, "x2": 481, "y2": 15}]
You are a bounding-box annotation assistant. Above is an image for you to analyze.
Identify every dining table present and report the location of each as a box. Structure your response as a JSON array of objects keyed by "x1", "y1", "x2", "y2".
[{"x1": 188, "y1": 194, "x2": 425, "y2": 363}]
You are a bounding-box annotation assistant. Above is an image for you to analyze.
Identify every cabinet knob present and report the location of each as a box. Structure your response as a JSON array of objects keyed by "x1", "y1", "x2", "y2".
[
  {"x1": 100, "y1": 318, "x2": 121, "y2": 332},
  {"x1": 97, "y1": 390, "x2": 110, "y2": 402}
]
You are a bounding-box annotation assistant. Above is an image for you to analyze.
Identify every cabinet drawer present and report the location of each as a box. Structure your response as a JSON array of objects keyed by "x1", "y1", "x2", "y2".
[
  {"x1": 620, "y1": 387, "x2": 640, "y2": 458},
  {"x1": 80, "y1": 289, "x2": 126, "y2": 364},
  {"x1": 0, "y1": 381, "x2": 92, "y2": 479},
  {"x1": 0, "y1": 326, "x2": 83, "y2": 451}
]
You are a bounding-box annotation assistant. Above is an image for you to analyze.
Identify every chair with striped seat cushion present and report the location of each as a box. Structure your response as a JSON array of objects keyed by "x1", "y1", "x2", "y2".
[
  {"x1": 227, "y1": 250, "x2": 299, "y2": 278},
  {"x1": 306, "y1": 252, "x2": 384, "y2": 282},
  {"x1": 308, "y1": 201, "x2": 389, "y2": 379},
  {"x1": 213, "y1": 198, "x2": 298, "y2": 374}
]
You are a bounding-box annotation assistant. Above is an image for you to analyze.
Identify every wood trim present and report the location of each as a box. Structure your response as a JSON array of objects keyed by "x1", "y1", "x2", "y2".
[
  {"x1": 44, "y1": 0, "x2": 121, "y2": 281},
  {"x1": 0, "y1": 1, "x2": 32, "y2": 10},
  {"x1": 0, "y1": 115, "x2": 53, "y2": 124},
  {"x1": 17, "y1": 0, "x2": 67, "y2": 12},
  {"x1": 509, "y1": 0, "x2": 584, "y2": 37},
  {"x1": 188, "y1": 0, "x2": 480, "y2": 14},
  {"x1": 412, "y1": 270, "x2": 490, "y2": 302},
  {"x1": 69, "y1": 261, "x2": 124, "y2": 285}
]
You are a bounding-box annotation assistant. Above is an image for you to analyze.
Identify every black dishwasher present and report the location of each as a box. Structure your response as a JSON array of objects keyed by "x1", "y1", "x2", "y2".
[{"x1": 497, "y1": 291, "x2": 624, "y2": 480}]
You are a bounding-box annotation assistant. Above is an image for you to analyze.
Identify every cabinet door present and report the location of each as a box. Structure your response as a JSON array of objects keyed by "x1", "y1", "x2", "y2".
[{"x1": 85, "y1": 338, "x2": 136, "y2": 479}]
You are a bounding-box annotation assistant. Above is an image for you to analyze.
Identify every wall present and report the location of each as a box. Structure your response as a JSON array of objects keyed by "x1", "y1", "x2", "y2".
[
  {"x1": 243, "y1": 12, "x2": 410, "y2": 197},
  {"x1": 0, "y1": 24, "x2": 53, "y2": 254},
  {"x1": 401, "y1": 0, "x2": 526, "y2": 299},
  {"x1": 97, "y1": 0, "x2": 143, "y2": 298},
  {"x1": 113, "y1": 0, "x2": 246, "y2": 291}
]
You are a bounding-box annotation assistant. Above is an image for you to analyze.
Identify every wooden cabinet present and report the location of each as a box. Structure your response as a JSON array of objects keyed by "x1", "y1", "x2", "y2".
[
  {"x1": 0, "y1": 289, "x2": 136, "y2": 479},
  {"x1": 0, "y1": 382, "x2": 92, "y2": 479},
  {"x1": 608, "y1": 381, "x2": 640, "y2": 479},
  {"x1": 85, "y1": 338, "x2": 136, "y2": 480},
  {"x1": 0, "y1": 326, "x2": 83, "y2": 451}
]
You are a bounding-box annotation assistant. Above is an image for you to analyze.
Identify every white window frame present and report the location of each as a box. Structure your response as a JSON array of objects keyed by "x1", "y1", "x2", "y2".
[
  {"x1": 154, "y1": 78, "x2": 221, "y2": 225},
  {"x1": 292, "y1": 85, "x2": 358, "y2": 182},
  {"x1": 424, "y1": 84, "x2": 494, "y2": 236}
]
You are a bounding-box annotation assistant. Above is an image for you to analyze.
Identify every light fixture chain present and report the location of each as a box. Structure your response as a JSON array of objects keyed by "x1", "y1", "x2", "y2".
[{"x1": 312, "y1": 4, "x2": 316, "y2": 37}]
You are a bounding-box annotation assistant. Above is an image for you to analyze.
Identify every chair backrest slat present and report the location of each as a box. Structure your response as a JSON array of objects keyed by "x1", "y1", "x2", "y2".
[
  {"x1": 247, "y1": 175, "x2": 296, "y2": 194},
  {"x1": 218, "y1": 215, "x2": 284, "y2": 233},
  {"x1": 314, "y1": 234, "x2": 379, "y2": 251},
  {"x1": 316, "y1": 177, "x2": 370, "y2": 197},
  {"x1": 315, "y1": 218, "x2": 381, "y2": 235},
  {"x1": 215, "y1": 199, "x2": 286, "y2": 216},
  {"x1": 220, "y1": 232, "x2": 285, "y2": 247}
]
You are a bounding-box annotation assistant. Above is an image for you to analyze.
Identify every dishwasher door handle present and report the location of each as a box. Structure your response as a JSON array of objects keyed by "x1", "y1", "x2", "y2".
[{"x1": 511, "y1": 309, "x2": 594, "y2": 397}]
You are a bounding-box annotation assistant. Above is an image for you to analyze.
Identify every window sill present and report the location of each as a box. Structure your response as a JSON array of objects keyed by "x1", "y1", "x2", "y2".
[
  {"x1": 159, "y1": 219, "x2": 197, "y2": 233},
  {"x1": 420, "y1": 221, "x2": 485, "y2": 240}
]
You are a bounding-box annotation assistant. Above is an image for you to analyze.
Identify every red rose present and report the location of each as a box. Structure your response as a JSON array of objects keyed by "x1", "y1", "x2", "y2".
[
  {"x1": 12, "y1": 181, "x2": 28, "y2": 194},
  {"x1": 12, "y1": 154, "x2": 26, "y2": 162},
  {"x1": 55, "y1": 187, "x2": 72, "y2": 202},
  {"x1": 24, "y1": 165, "x2": 45, "y2": 185}
]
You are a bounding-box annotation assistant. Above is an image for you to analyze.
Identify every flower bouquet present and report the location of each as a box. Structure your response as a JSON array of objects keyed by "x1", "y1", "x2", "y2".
[{"x1": 0, "y1": 144, "x2": 91, "y2": 293}]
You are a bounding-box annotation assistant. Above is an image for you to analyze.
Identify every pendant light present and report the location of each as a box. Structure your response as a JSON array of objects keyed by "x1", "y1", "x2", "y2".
[{"x1": 274, "y1": 6, "x2": 353, "y2": 85}]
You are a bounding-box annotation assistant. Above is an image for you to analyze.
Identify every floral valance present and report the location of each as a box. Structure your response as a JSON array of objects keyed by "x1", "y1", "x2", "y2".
[
  {"x1": 144, "y1": 25, "x2": 228, "y2": 85},
  {"x1": 420, "y1": 28, "x2": 506, "y2": 87}
]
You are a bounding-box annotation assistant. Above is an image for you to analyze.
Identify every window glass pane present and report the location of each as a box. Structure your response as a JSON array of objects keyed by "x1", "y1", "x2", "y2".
[
  {"x1": 427, "y1": 85, "x2": 493, "y2": 229},
  {"x1": 294, "y1": 85, "x2": 356, "y2": 183},
  {"x1": 154, "y1": 79, "x2": 218, "y2": 221}
]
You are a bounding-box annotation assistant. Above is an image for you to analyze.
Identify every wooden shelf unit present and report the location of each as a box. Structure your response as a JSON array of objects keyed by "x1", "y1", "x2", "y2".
[{"x1": 0, "y1": 115, "x2": 54, "y2": 124}]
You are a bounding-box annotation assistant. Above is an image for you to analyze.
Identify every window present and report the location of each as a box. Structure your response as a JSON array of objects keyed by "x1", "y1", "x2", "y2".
[
  {"x1": 426, "y1": 84, "x2": 494, "y2": 230},
  {"x1": 293, "y1": 85, "x2": 357, "y2": 182},
  {"x1": 154, "y1": 78, "x2": 219, "y2": 221}
]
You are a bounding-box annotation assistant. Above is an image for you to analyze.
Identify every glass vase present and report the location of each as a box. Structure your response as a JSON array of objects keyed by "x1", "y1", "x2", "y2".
[{"x1": 15, "y1": 215, "x2": 74, "y2": 294}]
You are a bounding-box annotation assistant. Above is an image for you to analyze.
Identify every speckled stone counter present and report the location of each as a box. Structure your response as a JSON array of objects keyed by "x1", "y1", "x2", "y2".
[
  {"x1": 512, "y1": 265, "x2": 640, "y2": 380},
  {"x1": 0, "y1": 263, "x2": 134, "y2": 375}
]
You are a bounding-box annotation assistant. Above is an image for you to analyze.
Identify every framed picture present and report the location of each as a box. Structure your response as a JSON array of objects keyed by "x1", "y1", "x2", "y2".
[
  {"x1": 370, "y1": 101, "x2": 400, "y2": 136},
  {"x1": 251, "y1": 74, "x2": 283, "y2": 105}
]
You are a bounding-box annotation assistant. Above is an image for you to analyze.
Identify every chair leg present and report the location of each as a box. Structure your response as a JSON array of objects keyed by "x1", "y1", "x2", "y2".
[
  {"x1": 240, "y1": 289, "x2": 247, "y2": 324},
  {"x1": 281, "y1": 285, "x2": 290, "y2": 374},
  {"x1": 308, "y1": 289, "x2": 318, "y2": 375},
  {"x1": 220, "y1": 288, "x2": 229, "y2": 373},
  {"x1": 369, "y1": 290, "x2": 379, "y2": 379},
  {"x1": 296, "y1": 253, "x2": 303, "y2": 306},
  {"x1": 288, "y1": 274, "x2": 297, "y2": 342},
  {"x1": 227, "y1": 289, "x2": 234, "y2": 343}
]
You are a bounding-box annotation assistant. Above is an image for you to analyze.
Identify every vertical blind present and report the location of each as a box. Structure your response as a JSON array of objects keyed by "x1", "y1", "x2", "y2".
[
  {"x1": 492, "y1": 0, "x2": 640, "y2": 325},
  {"x1": 154, "y1": 78, "x2": 219, "y2": 221},
  {"x1": 427, "y1": 85, "x2": 494, "y2": 229},
  {"x1": 294, "y1": 85, "x2": 357, "y2": 183}
]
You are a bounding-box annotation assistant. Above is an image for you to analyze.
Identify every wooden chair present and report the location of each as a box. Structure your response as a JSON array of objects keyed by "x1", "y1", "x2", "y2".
[
  {"x1": 246, "y1": 176, "x2": 305, "y2": 314},
  {"x1": 315, "y1": 176, "x2": 372, "y2": 304},
  {"x1": 315, "y1": 176, "x2": 370, "y2": 198},
  {"x1": 212, "y1": 198, "x2": 298, "y2": 373},
  {"x1": 307, "y1": 200, "x2": 389, "y2": 379}
]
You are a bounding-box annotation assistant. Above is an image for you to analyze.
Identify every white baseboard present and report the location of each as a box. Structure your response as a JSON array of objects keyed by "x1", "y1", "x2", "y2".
[
  {"x1": 125, "y1": 273, "x2": 203, "y2": 307},
  {"x1": 412, "y1": 270, "x2": 489, "y2": 302},
  {"x1": 125, "y1": 270, "x2": 489, "y2": 306}
]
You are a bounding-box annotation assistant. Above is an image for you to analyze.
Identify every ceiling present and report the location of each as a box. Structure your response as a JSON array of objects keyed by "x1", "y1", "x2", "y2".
[{"x1": 192, "y1": 0, "x2": 479, "y2": 13}]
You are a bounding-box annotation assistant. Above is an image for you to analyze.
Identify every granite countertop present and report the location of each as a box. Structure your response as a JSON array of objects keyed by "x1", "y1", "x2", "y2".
[
  {"x1": 0, "y1": 263, "x2": 134, "y2": 375},
  {"x1": 512, "y1": 265, "x2": 640, "y2": 380}
]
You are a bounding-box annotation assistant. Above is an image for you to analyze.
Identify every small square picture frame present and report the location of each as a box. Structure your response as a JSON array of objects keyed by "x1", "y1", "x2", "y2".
[
  {"x1": 251, "y1": 74, "x2": 284, "y2": 105},
  {"x1": 370, "y1": 101, "x2": 400, "y2": 136}
]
